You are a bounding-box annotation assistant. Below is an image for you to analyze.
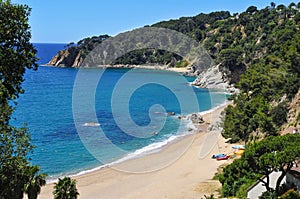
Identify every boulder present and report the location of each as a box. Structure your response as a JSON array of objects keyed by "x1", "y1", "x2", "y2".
[
  {"x1": 168, "y1": 112, "x2": 175, "y2": 116},
  {"x1": 189, "y1": 113, "x2": 204, "y2": 124},
  {"x1": 207, "y1": 121, "x2": 223, "y2": 132}
]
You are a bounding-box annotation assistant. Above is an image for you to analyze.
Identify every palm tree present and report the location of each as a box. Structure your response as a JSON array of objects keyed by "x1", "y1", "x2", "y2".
[
  {"x1": 24, "y1": 166, "x2": 47, "y2": 199},
  {"x1": 53, "y1": 177, "x2": 79, "y2": 199}
]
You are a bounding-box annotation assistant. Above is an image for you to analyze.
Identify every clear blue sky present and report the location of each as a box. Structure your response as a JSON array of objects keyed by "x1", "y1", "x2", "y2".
[{"x1": 12, "y1": 0, "x2": 296, "y2": 43}]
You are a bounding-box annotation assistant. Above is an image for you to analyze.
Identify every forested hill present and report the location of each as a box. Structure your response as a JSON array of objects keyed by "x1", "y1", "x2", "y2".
[
  {"x1": 153, "y1": 4, "x2": 300, "y2": 83},
  {"x1": 218, "y1": 3, "x2": 300, "y2": 143},
  {"x1": 48, "y1": 3, "x2": 300, "y2": 84}
]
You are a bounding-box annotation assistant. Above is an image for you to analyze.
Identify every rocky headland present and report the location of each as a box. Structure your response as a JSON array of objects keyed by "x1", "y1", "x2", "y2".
[
  {"x1": 47, "y1": 46, "x2": 236, "y2": 92},
  {"x1": 47, "y1": 46, "x2": 83, "y2": 67}
]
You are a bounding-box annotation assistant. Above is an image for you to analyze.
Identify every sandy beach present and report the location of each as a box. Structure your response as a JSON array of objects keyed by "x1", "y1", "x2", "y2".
[
  {"x1": 108, "y1": 64, "x2": 190, "y2": 74},
  {"x1": 39, "y1": 103, "x2": 232, "y2": 199}
]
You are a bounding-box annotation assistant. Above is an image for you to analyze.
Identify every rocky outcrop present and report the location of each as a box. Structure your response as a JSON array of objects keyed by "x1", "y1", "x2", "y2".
[
  {"x1": 191, "y1": 64, "x2": 227, "y2": 88},
  {"x1": 191, "y1": 64, "x2": 239, "y2": 93},
  {"x1": 47, "y1": 34, "x2": 111, "y2": 67},
  {"x1": 207, "y1": 121, "x2": 222, "y2": 132},
  {"x1": 47, "y1": 47, "x2": 82, "y2": 67},
  {"x1": 188, "y1": 113, "x2": 205, "y2": 124},
  {"x1": 282, "y1": 90, "x2": 300, "y2": 133}
]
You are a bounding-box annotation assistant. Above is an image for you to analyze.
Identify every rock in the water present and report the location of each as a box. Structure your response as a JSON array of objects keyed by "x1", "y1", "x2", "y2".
[
  {"x1": 188, "y1": 113, "x2": 204, "y2": 124},
  {"x1": 168, "y1": 112, "x2": 175, "y2": 116}
]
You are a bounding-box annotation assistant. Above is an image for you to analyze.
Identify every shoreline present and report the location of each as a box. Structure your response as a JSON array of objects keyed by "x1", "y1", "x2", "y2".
[
  {"x1": 46, "y1": 101, "x2": 229, "y2": 183},
  {"x1": 39, "y1": 102, "x2": 232, "y2": 199},
  {"x1": 43, "y1": 64, "x2": 192, "y2": 75}
]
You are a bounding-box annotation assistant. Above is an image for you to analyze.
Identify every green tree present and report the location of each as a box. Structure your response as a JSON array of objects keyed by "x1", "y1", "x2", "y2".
[
  {"x1": 53, "y1": 177, "x2": 79, "y2": 199},
  {"x1": 219, "y1": 134, "x2": 300, "y2": 197},
  {"x1": 219, "y1": 47, "x2": 246, "y2": 83},
  {"x1": 246, "y1": 6, "x2": 258, "y2": 14},
  {"x1": 0, "y1": 0, "x2": 44, "y2": 198},
  {"x1": 24, "y1": 166, "x2": 47, "y2": 199},
  {"x1": 295, "y1": 12, "x2": 300, "y2": 23},
  {"x1": 245, "y1": 134, "x2": 300, "y2": 194}
]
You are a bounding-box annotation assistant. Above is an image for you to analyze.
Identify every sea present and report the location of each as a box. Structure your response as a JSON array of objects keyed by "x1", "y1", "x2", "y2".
[{"x1": 10, "y1": 43, "x2": 228, "y2": 180}]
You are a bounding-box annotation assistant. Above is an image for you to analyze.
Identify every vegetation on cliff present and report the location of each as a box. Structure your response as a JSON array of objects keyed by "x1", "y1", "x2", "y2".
[
  {"x1": 218, "y1": 3, "x2": 300, "y2": 197},
  {"x1": 48, "y1": 3, "x2": 300, "y2": 85},
  {"x1": 221, "y1": 3, "x2": 300, "y2": 143},
  {"x1": 113, "y1": 49, "x2": 183, "y2": 66},
  {"x1": 47, "y1": 35, "x2": 110, "y2": 67},
  {"x1": 153, "y1": 3, "x2": 300, "y2": 84}
]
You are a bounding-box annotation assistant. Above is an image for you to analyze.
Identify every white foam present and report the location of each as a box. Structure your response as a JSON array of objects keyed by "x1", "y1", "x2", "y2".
[
  {"x1": 198, "y1": 100, "x2": 230, "y2": 116},
  {"x1": 46, "y1": 163, "x2": 109, "y2": 184},
  {"x1": 82, "y1": 122, "x2": 101, "y2": 127},
  {"x1": 46, "y1": 120, "x2": 194, "y2": 183},
  {"x1": 112, "y1": 130, "x2": 194, "y2": 165}
]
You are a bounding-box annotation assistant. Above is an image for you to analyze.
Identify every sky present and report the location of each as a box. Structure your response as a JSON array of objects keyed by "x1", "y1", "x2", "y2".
[{"x1": 12, "y1": 0, "x2": 296, "y2": 43}]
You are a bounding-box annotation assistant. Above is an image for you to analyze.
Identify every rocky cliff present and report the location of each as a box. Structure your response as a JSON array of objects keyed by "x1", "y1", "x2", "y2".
[
  {"x1": 191, "y1": 64, "x2": 227, "y2": 88},
  {"x1": 47, "y1": 46, "x2": 83, "y2": 67},
  {"x1": 47, "y1": 34, "x2": 110, "y2": 67},
  {"x1": 282, "y1": 90, "x2": 300, "y2": 133},
  {"x1": 190, "y1": 64, "x2": 238, "y2": 93}
]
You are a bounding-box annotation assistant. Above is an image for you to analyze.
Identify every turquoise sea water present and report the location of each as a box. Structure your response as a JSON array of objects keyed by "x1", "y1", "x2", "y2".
[{"x1": 11, "y1": 44, "x2": 227, "y2": 179}]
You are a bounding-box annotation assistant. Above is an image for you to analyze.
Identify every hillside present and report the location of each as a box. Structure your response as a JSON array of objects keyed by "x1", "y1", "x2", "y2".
[
  {"x1": 153, "y1": 4, "x2": 299, "y2": 84},
  {"x1": 47, "y1": 3, "x2": 300, "y2": 85}
]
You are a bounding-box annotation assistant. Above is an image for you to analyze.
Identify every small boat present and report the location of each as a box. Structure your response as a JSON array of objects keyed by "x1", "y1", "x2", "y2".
[
  {"x1": 217, "y1": 155, "x2": 230, "y2": 161},
  {"x1": 232, "y1": 145, "x2": 245, "y2": 149},
  {"x1": 234, "y1": 149, "x2": 245, "y2": 155},
  {"x1": 212, "y1": 153, "x2": 226, "y2": 159}
]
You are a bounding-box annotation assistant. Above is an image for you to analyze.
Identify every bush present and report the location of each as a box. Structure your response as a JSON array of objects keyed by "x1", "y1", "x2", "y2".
[
  {"x1": 280, "y1": 189, "x2": 300, "y2": 199},
  {"x1": 260, "y1": 189, "x2": 276, "y2": 199}
]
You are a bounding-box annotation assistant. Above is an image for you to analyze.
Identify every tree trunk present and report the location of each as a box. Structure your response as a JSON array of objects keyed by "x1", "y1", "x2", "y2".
[
  {"x1": 258, "y1": 175, "x2": 271, "y2": 191},
  {"x1": 28, "y1": 190, "x2": 38, "y2": 199},
  {"x1": 266, "y1": 175, "x2": 271, "y2": 191},
  {"x1": 12, "y1": 184, "x2": 25, "y2": 199},
  {"x1": 275, "y1": 169, "x2": 288, "y2": 195}
]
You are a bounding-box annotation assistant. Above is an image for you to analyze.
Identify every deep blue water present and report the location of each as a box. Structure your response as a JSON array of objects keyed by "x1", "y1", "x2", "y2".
[{"x1": 11, "y1": 44, "x2": 227, "y2": 179}]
